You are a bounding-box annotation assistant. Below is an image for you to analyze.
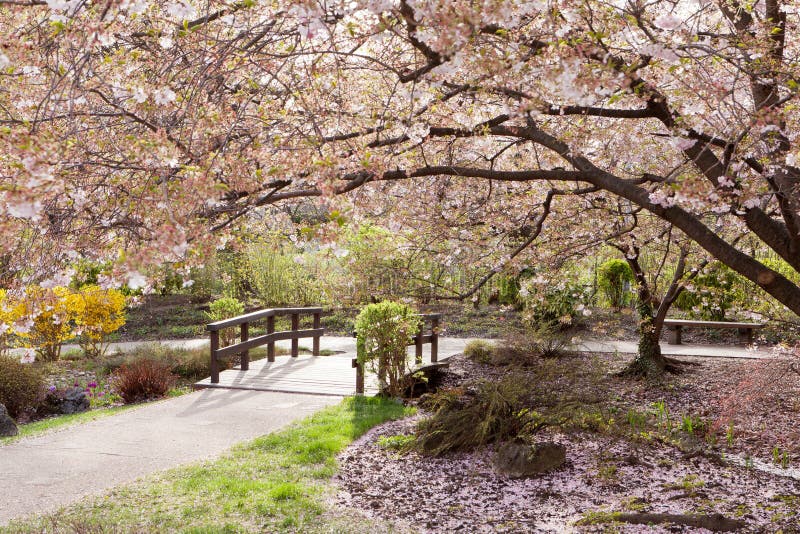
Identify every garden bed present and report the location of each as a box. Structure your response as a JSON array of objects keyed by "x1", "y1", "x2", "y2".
[{"x1": 333, "y1": 351, "x2": 800, "y2": 532}]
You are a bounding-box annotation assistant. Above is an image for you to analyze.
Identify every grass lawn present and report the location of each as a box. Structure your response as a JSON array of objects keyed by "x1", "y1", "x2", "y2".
[{"x1": 2, "y1": 396, "x2": 413, "y2": 533}]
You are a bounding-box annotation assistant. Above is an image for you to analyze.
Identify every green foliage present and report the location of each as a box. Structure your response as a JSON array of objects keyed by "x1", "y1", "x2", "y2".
[
  {"x1": 675, "y1": 262, "x2": 744, "y2": 320},
  {"x1": 354, "y1": 301, "x2": 421, "y2": 397},
  {"x1": 597, "y1": 258, "x2": 633, "y2": 310},
  {"x1": 0, "y1": 355, "x2": 44, "y2": 418},
  {"x1": 111, "y1": 359, "x2": 178, "y2": 404},
  {"x1": 496, "y1": 275, "x2": 521, "y2": 307},
  {"x1": 414, "y1": 373, "x2": 537, "y2": 455},
  {"x1": 206, "y1": 297, "x2": 245, "y2": 346},
  {"x1": 244, "y1": 241, "x2": 329, "y2": 307},
  {"x1": 376, "y1": 433, "x2": 415, "y2": 451},
  {"x1": 521, "y1": 278, "x2": 591, "y2": 327}
]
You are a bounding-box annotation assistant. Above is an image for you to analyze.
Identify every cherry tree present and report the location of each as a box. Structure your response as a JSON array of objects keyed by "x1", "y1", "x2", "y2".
[{"x1": 1, "y1": 0, "x2": 799, "y2": 332}]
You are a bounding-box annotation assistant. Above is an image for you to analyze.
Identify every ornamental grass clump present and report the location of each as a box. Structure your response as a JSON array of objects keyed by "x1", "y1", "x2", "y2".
[
  {"x1": 354, "y1": 301, "x2": 421, "y2": 398},
  {"x1": 0, "y1": 355, "x2": 45, "y2": 419},
  {"x1": 112, "y1": 359, "x2": 177, "y2": 404},
  {"x1": 415, "y1": 372, "x2": 539, "y2": 456}
]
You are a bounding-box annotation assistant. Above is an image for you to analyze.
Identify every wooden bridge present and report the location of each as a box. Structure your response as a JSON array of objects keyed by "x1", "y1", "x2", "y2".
[{"x1": 193, "y1": 307, "x2": 472, "y2": 396}]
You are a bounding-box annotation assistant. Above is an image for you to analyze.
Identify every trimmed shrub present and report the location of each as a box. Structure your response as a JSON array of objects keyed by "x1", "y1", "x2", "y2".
[
  {"x1": 597, "y1": 258, "x2": 633, "y2": 310},
  {"x1": 0, "y1": 355, "x2": 44, "y2": 418},
  {"x1": 205, "y1": 297, "x2": 244, "y2": 346},
  {"x1": 355, "y1": 301, "x2": 422, "y2": 397},
  {"x1": 112, "y1": 359, "x2": 177, "y2": 404}
]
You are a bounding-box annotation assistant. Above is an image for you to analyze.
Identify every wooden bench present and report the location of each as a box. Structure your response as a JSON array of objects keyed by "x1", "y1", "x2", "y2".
[{"x1": 663, "y1": 319, "x2": 764, "y2": 346}]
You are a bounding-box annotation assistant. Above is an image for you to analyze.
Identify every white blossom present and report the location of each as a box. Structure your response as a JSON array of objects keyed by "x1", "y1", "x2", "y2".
[{"x1": 153, "y1": 87, "x2": 177, "y2": 105}]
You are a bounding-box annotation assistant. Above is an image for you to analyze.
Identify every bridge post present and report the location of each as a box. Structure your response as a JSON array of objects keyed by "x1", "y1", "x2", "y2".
[
  {"x1": 352, "y1": 358, "x2": 364, "y2": 395},
  {"x1": 291, "y1": 313, "x2": 299, "y2": 357},
  {"x1": 240, "y1": 322, "x2": 249, "y2": 371},
  {"x1": 312, "y1": 312, "x2": 321, "y2": 356},
  {"x1": 267, "y1": 315, "x2": 275, "y2": 362},
  {"x1": 431, "y1": 316, "x2": 439, "y2": 363},
  {"x1": 210, "y1": 330, "x2": 220, "y2": 384}
]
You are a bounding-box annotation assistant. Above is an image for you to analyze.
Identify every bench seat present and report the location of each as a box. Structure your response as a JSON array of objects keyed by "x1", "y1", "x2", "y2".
[{"x1": 663, "y1": 319, "x2": 764, "y2": 345}]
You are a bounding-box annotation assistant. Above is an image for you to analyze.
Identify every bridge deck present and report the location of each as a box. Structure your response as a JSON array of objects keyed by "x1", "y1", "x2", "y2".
[{"x1": 194, "y1": 336, "x2": 476, "y2": 396}]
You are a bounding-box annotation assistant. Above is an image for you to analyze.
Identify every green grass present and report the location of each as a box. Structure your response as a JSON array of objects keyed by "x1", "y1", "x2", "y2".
[
  {"x1": 3, "y1": 396, "x2": 413, "y2": 533},
  {"x1": 0, "y1": 404, "x2": 140, "y2": 445}
]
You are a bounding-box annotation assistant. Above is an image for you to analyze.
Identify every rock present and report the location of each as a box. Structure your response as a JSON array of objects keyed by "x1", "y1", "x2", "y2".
[
  {"x1": 493, "y1": 440, "x2": 566, "y2": 478},
  {"x1": 0, "y1": 403, "x2": 19, "y2": 437},
  {"x1": 61, "y1": 387, "x2": 90, "y2": 414}
]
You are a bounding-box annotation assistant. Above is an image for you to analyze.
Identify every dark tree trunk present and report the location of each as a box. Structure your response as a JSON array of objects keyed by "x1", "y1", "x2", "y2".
[{"x1": 627, "y1": 277, "x2": 668, "y2": 376}]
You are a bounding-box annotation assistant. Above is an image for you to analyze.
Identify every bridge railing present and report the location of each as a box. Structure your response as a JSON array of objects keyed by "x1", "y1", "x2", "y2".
[
  {"x1": 352, "y1": 313, "x2": 441, "y2": 394},
  {"x1": 206, "y1": 307, "x2": 324, "y2": 384}
]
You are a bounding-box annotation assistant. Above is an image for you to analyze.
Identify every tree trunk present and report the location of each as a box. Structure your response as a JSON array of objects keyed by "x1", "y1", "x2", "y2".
[{"x1": 627, "y1": 297, "x2": 668, "y2": 377}]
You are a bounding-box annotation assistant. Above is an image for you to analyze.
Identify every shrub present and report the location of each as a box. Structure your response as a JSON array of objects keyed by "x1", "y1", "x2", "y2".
[
  {"x1": 597, "y1": 258, "x2": 633, "y2": 310},
  {"x1": 112, "y1": 359, "x2": 177, "y2": 403},
  {"x1": 21, "y1": 286, "x2": 75, "y2": 362},
  {"x1": 355, "y1": 301, "x2": 422, "y2": 397},
  {"x1": 205, "y1": 297, "x2": 245, "y2": 346},
  {"x1": 0, "y1": 289, "x2": 25, "y2": 356},
  {"x1": 463, "y1": 339, "x2": 495, "y2": 364},
  {"x1": 245, "y1": 241, "x2": 330, "y2": 306},
  {"x1": 415, "y1": 373, "x2": 538, "y2": 455},
  {"x1": 504, "y1": 323, "x2": 573, "y2": 362},
  {"x1": 674, "y1": 262, "x2": 743, "y2": 320},
  {"x1": 68, "y1": 285, "x2": 126, "y2": 358},
  {"x1": 520, "y1": 277, "x2": 590, "y2": 327},
  {"x1": 0, "y1": 355, "x2": 44, "y2": 418},
  {"x1": 103, "y1": 344, "x2": 229, "y2": 381}
]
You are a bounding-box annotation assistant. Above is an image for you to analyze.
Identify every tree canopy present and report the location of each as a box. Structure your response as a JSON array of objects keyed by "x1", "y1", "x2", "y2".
[{"x1": 1, "y1": 0, "x2": 799, "y2": 314}]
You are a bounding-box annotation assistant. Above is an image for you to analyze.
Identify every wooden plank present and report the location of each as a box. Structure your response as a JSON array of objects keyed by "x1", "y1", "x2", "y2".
[
  {"x1": 206, "y1": 307, "x2": 324, "y2": 331},
  {"x1": 663, "y1": 319, "x2": 764, "y2": 329},
  {"x1": 214, "y1": 329, "x2": 325, "y2": 359}
]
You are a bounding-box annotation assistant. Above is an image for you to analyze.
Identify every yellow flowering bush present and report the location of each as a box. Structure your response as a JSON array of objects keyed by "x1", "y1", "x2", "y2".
[
  {"x1": 0, "y1": 289, "x2": 25, "y2": 357},
  {"x1": 21, "y1": 286, "x2": 75, "y2": 362},
  {"x1": 68, "y1": 285, "x2": 127, "y2": 359}
]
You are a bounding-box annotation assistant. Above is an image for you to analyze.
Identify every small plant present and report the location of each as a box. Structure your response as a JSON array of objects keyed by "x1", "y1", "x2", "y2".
[
  {"x1": 651, "y1": 400, "x2": 672, "y2": 433},
  {"x1": 463, "y1": 339, "x2": 495, "y2": 364},
  {"x1": 112, "y1": 359, "x2": 178, "y2": 404},
  {"x1": 0, "y1": 355, "x2": 45, "y2": 418},
  {"x1": 205, "y1": 297, "x2": 245, "y2": 346},
  {"x1": 726, "y1": 422, "x2": 735, "y2": 447},
  {"x1": 68, "y1": 285, "x2": 127, "y2": 359},
  {"x1": 354, "y1": 301, "x2": 421, "y2": 398},
  {"x1": 376, "y1": 434, "x2": 415, "y2": 451},
  {"x1": 626, "y1": 408, "x2": 648, "y2": 433},
  {"x1": 520, "y1": 276, "x2": 591, "y2": 327},
  {"x1": 597, "y1": 258, "x2": 633, "y2": 311}
]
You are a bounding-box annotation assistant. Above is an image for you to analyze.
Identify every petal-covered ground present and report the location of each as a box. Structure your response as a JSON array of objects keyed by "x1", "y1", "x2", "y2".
[{"x1": 333, "y1": 352, "x2": 800, "y2": 532}]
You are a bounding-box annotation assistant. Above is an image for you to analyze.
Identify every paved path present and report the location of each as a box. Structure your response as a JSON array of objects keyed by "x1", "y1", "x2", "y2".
[
  {"x1": 579, "y1": 338, "x2": 775, "y2": 359},
  {"x1": 0, "y1": 389, "x2": 339, "y2": 526}
]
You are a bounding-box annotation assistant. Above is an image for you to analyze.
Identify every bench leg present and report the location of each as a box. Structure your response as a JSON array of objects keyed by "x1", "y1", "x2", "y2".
[
  {"x1": 738, "y1": 328, "x2": 752, "y2": 346},
  {"x1": 667, "y1": 326, "x2": 682, "y2": 345}
]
